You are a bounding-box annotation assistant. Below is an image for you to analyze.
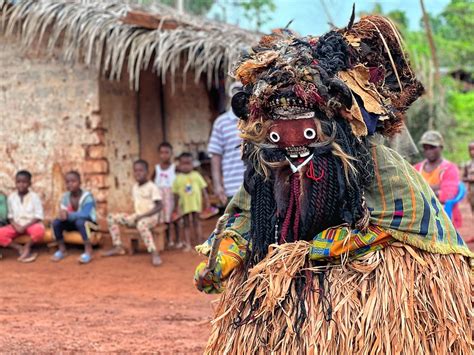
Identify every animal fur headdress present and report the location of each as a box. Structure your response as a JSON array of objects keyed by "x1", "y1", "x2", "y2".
[{"x1": 232, "y1": 14, "x2": 424, "y2": 138}]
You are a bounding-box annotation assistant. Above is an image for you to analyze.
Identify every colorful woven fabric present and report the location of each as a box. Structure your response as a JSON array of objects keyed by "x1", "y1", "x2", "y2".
[
  {"x1": 366, "y1": 141, "x2": 472, "y2": 257},
  {"x1": 203, "y1": 141, "x2": 473, "y2": 261},
  {"x1": 194, "y1": 231, "x2": 247, "y2": 294},
  {"x1": 309, "y1": 225, "x2": 393, "y2": 260}
]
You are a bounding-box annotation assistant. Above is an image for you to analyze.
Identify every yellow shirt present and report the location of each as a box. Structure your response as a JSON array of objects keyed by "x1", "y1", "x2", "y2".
[
  {"x1": 132, "y1": 181, "x2": 162, "y2": 215},
  {"x1": 172, "y1": 171, "x2": 207, "y2": 215}
]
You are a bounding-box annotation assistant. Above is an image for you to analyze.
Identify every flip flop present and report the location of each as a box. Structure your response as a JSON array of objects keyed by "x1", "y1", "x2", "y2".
[
  {"x1": 152, "y1": 254, "x2": 162, "y2": 267},
  {"x1": 18, "y1": 252, "x2": 38, "y2": 263},
  {"x1": 51, "y1": 250, "x2": 67, "y2": 262},
  {"x1": 78, "y1": 253, "x2": 92, "y2": 264}
]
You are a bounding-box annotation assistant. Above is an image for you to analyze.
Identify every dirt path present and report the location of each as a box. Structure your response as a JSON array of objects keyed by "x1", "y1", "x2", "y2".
[
  {"x1": 0, "y1": 246, "x2": 217, "y2": 353},
  {"x1": 1, "y1": 201, "x2": 472, "y2": 353}
]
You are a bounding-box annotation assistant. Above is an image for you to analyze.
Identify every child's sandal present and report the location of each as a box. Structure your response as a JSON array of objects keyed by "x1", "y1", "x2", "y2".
[
  {"x1": 78, "y1": 253, "x2": 92, "y2": 264},
  {"x1": 18, "y1": 252, "x2": 38, "y2": 263},
  {"x1": 51, "y1": 250, "x2": 67, "y2": 262}
]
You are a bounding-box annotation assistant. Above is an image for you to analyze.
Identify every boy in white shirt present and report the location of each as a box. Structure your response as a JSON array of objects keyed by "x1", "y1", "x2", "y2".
[
  {"x1": 0, "y1": 170, "x2": 45, "y2": 262},
  {"x1": 103, "y1": 160, "x2": 163, "y2": 266}
]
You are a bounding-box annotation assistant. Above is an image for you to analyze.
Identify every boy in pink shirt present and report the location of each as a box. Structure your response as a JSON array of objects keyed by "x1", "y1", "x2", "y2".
[{"x1": 0, "y1": 170, "x2": 45, "y2": 262}]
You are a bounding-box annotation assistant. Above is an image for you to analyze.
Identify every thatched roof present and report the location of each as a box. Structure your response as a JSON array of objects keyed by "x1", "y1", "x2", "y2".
[{"x1": 0, "y1": 0, "x2": 259, "y2": 90}]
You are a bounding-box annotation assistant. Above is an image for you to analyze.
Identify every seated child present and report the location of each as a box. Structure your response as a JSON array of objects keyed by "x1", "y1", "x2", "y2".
[
  {"x1": 172, "y1": 152, "x2": 210, "y2": 252},
  {"x1": 152, "y1": 142, "x2": 179, "y2": 248},
  {"x1": 102, "y1": 159, "x2": 163, "y2": 266},
  {"x1": 0, "y1": 170, "x2": 45, "y2": 262},
  {"x1": 0, "y1": 191, "x2": 7, "y2": 227},
  {"x1": 51, "y1": 171, "x2": 97, "y2": 264}
]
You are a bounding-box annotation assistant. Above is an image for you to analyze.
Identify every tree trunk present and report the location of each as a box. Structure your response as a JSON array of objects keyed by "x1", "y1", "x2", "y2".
[{"x1": 420, "y1": 0, "x2": 441, "y2": 84}]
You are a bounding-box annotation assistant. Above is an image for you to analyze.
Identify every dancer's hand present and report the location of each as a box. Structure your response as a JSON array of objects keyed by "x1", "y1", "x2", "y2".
[{"x1": 194, "y1": 261, "x2": 223, "y2": 294}]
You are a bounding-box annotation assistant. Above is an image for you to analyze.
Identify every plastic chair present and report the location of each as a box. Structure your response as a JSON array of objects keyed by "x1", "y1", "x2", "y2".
[{"x1": 444, "y1": 182, "x2": 466, "y2": 219}]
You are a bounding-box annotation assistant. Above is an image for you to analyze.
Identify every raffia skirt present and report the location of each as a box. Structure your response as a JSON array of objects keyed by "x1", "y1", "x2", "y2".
[{"x1": 205, "y1": 242, "x2": 473, "y2": 354}]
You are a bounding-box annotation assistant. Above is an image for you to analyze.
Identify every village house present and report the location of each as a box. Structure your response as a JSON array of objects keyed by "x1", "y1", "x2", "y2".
[{"x1": 0, "y1": 0, "x2": 258, "y2": 225}]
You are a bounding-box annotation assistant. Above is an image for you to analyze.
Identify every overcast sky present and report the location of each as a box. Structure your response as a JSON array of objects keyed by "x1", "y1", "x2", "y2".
[{"x1": 209, "y1": 0, "x2": 450, "y2": 35}]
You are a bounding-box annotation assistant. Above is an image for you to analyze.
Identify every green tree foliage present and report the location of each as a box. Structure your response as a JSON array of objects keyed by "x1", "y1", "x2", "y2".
[
  {"x1": 374, "y1": 0, "x2": 474, "y2": 163},
  {"x1": 234, "y1": 0, "x2": 276, "y2": 31},
  {"x1": 132, "y1": 0, "x2": 215, "y2": 15},
  {"x1": 437, "y1": 0, "x2": 474, "y2": 65},
  {"x1": 136, "y1": 0, "x2": 277, "y2": 31},
  {"x1": 387, "y1": 10, "x2": 409, "y2": 31}
]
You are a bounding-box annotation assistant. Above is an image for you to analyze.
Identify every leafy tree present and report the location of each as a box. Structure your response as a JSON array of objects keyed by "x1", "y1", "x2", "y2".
[
  {"x1": 387, "y1": 9, "x2": 409, "y2": 31},
  {"x1": 438, "y1": 0, "x2": 474, "y2": 65},
  {"x1": 132, "y1": 0, "x2": 215, "y2": 15},
  {"x1": 233, "y1": 0, "x2": 276, "y2": 32}
]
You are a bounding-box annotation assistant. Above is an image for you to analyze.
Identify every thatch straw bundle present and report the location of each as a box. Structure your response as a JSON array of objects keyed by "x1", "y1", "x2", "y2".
[
  {"x1": 0, "y1": 0, "x2": 258, "y2": 90},
  {"x1": 207, "y1": 241, "x2": 473, "y2": 354}
]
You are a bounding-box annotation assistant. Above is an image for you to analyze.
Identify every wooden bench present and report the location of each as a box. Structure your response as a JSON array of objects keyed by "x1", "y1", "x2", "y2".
[
  {"x1": 122, "y1": 224, "x2": 167, "y2": 254},
  {"x1": 14, "y1": 222, "x2": 102, "y2": 246}
]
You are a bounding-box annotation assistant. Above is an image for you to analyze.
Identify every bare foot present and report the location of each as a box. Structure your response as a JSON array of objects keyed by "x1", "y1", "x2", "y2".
[
  {"x1": 10, "y1": 242, "x2": 23, "y2": 256},
  {"x1": 182, "y1": 244, "x2": 192, "y2": 252},
  {"x1": 101, "y1": 246, "x2": 126, "y2": 257},
  {"x1": 18, "y1": 245, "x2": 31, "y2": 261},
  {"x1": 18, "y1": 252, "x2": 38, "y2": 263}
]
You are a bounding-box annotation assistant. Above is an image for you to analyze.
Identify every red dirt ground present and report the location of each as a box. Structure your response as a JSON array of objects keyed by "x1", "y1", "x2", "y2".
[
  {"x1": 1, "y1": 202, "x2": 472, "y2": 353},
  {"x1": 0, "y1": 221, "x2": 218, "y2": 353}
]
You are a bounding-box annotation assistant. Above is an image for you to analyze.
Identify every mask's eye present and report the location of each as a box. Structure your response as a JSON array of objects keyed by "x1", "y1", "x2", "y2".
[
  {"x1": 269, "y1": 131, "x2": 280, "y2": 143},
  {"x1": 304, "y1": 128, "x2": 316, "y2": 140}
]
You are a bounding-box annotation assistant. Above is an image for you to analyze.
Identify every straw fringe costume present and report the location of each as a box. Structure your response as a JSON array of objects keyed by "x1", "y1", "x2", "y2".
[{"x1": 194, "y1": 14, "x2": 473, "y2": 354}]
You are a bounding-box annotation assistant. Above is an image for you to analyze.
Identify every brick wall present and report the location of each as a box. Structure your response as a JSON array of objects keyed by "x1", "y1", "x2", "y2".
[
  {"x1": 99, "y1": 74, "x2": 139, "y2": 215},
  {"x1": 0, "y1": 37, "x2": 108, "y2": 220},
  {"x1": 164, "y1": 72, "x2": 214, "y2": 156},
  {"x1": 0, "y1": 37, "x2": 217, "y2": 222}
]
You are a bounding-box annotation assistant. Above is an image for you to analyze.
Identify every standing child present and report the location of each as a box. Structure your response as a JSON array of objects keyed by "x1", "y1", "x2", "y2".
[
  {"x1": 103, "y1": 159, "x2": 163, "y2": 266},
  {"x1": 51, "y1": 171, "x2": 97, "y2": 264},
  {"x1": 152, "y1": 142, "x2": 179, "y2": 248},
  {"x1": 172, "y1": 153, "x2": 210, "y2": 252},
  {"x1": 0, "y1": 170, "x2": 45, "y2": 262}
]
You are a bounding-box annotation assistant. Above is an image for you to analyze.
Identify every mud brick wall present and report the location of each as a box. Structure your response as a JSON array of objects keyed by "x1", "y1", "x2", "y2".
[
  {"x1": 164, "y1": 72, "x2": 214, "y2": 157},
  {"x1": 0, "y1": 38, "x2": 109, "y2": 220}
]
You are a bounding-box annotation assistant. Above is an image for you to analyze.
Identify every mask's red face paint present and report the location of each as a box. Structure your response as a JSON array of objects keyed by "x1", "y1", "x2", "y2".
[{"x1": 268, "y1": 118, "x2": 318, "y2": 159}]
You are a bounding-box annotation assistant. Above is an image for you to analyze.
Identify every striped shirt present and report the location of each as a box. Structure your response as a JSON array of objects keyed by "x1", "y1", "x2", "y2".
[{"x1": 208, "y1": 110, "x2": 245, "y2": 197}]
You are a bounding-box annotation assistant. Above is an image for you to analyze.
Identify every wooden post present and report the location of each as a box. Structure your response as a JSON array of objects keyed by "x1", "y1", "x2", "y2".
[{"x1": 420, "y1": 0, "x2": 441, "y2": 83}]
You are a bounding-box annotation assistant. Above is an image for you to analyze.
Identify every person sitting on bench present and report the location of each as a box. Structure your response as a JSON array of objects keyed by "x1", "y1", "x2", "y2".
[
  {"x1": 102, "y1": 160, "x2": 163, "y2": 266},
  {"x1": 0, "y1": 170, "x2": 45, "y2": 262},
  {"x1": 51, "y1": 171, "x2": 97, "y2": 264}
]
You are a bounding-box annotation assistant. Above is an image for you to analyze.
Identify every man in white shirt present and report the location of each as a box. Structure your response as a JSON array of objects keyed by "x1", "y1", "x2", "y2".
[{"x1": 208, "y1": 82, "x2": 246, "y2": 206}]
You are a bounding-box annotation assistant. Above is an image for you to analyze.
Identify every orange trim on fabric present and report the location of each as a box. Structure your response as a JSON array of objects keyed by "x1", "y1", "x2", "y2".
[
  {"x1": 218, "y1": 237, "x2": 244, "y2": 278},
  {"x1": 326, "y1": 228, "x2": 392, "y2": 257},
  {"x1": 219, "y1": 237, "x2": 243, "y2": 260}
]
